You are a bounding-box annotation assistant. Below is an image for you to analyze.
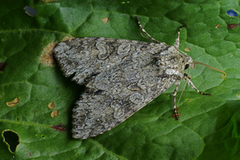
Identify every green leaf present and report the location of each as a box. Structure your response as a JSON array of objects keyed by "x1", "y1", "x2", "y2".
[{"x1": 1, "y1": 0, "x2": 240, "y2": 159}]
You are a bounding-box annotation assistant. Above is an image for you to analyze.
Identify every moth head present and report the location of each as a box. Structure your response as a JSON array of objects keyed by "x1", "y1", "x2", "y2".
[{"x1": 183, "y1": 56, "x2": 195, "y2": 71}]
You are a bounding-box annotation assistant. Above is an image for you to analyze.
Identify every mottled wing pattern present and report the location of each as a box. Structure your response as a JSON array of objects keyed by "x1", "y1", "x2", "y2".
[
  {"x1": 53, "y1": 37, "x2": 167, "y2": 84},
  {"x1": 53, "y1": 37, "x2": 187, "y2": 139}
]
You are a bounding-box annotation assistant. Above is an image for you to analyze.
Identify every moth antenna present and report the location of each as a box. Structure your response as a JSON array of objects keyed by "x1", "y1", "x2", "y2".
[
  {"x1": 174, "y1": 25, "x2": 188, "y2": 48},
  {"x1": 136, "y1": 16, "x2": 161, "y2": 44},
  {"x1": 193, "y1": 61, "x2": 226, "y2": 78}
]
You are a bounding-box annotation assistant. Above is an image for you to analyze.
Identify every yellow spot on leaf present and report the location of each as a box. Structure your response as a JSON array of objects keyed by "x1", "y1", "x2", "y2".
[
  {"x1": 185, "y1": 47, "x2": 191, "y2": 52},
  {"x1": 48, "y1": 102, "x2": 55, "y2": 109},
  {"x1": 102, "y1": 17, "x2": 109, "y2": 24},
  {"x1": 6, "y1": 98, "x2": 19, "y2": 107},
  {"x1": 62, "y1": 35, "x2": 75, "y2": 42},
  {"x1": 51, "y1": 110, "x2": 59, "y2": 118},
  {"x1": 215, "y1": 24, "x2": 221, "y2": 28},
  {"x1": 41, "y1": 43, "x2": 56, "y2": 66}
]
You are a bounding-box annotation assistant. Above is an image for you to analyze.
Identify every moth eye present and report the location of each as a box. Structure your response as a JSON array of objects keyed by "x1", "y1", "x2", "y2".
[{"x1": 184, "y1": 64, "x2": 189, "y2": 70}]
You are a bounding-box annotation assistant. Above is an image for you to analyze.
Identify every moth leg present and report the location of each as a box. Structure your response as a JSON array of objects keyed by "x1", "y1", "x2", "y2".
[
  {"x1": 136, "y1": 17, "x2": 161, "y2": 44},
  {"x1": 183, "y1": 74, "x2": 211, "y2": 96},
  {"x1": 174, "y1": 25, "x2": 188, "y2": 48},
  {"x1": 172, "y1": 80, "x2": 181, "y2": 120}
]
